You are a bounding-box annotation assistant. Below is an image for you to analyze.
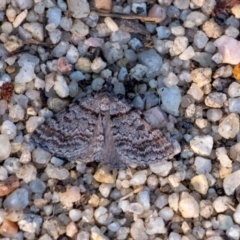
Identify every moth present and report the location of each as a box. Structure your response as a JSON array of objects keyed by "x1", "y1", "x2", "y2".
[{"x1": 31, "y1": 92, "x2": 174, "y2": 168}]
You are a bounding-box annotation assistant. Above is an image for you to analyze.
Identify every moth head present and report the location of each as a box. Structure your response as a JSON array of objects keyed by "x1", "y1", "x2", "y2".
[{"x1": 100, "y1": 95, "x2": 110, "y2": 112}]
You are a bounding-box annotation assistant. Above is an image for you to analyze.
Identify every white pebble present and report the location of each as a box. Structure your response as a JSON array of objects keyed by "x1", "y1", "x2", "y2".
[
  {"x1": 0, "y1": 134, "x2": 11, "y2": 161},
  {"x1": 190, "y1": 135, "x2": 213, "y2": 156},
  {"x1": 130, "y1": 170, "x2": 147, "y2": 185},
  {"x1": 179, "y1": 192, "x2": 199, "y2": 218},
  {"x1": 69, "y1": 209, "x2": 82, "y2": 222},
  {"x1": 54, "y1": 75, "x2": 69, "y2": 98},
  {"x1": 1, "y1": 120, "x2": 17, "y2": 140}
]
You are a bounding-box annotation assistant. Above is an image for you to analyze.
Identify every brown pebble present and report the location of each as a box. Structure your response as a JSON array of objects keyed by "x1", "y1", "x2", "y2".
[
  {"x1": 1, "y1": 82, "x2": 14, "y2": 101},
  {"x1": 0, "y1": 175, "x2": 20, "y2": 197},
  {"x1": 148, "y1": 4, "x2": 166, "y2": 23},
  {"x1": 0, "y1": 219, "x2": 18, "y2": 237},
  {"x1": 94, "y1": 0, "x2": 112, "y2": 11},
  {"x1": 57, "y1": 57, "x2": 72, "y2": 74},
  {"x1": 66, "y1": 221, "x2": 78, "y2": 237}
]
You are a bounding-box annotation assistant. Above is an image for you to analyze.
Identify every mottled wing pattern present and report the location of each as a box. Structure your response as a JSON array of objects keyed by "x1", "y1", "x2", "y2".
[
  {"x1": 30, "y1": 94, "x2": 104, "y2": 162},
  {"x1": 101, "y1": 104, "x2": 174, "y2": 168}
]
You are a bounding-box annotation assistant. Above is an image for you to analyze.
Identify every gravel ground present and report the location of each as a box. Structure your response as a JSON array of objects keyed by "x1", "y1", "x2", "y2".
[{"x1": 1, "y1": 0, "x2": 240, "y2": 239}]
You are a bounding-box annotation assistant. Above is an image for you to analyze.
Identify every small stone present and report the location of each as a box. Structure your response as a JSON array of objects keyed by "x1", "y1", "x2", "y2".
[
  {"x1": 75, "y1": 57, "x2": 92, "y2": 73},
  {"x1": 67, "y1": 0, "x2": 90, "y2": 18},
  {"x1": 45, "y1": 164, "x2": 70, "y2": 180},
  {"x1": 130, "y1": 170, "x2": 147, "y2": 185},
  {"x1": 190, "y1": 135, "x2": 213, "y2": 156},
  {"x1": 59, "y1": 186, "x2": 81, "y2": 207},
  {"x1": 0, "y1": 166, "x2": 8, "y2": 181},
  {"x1": 145, "y1": 217, "x2": 166, "y2": 235},
  {"x1": 191, "y1": 174, "x2": 209, "y2": 194},
  {"x1": 76, "y1": 231, "x2": 90, "y2": 240},
  {"x1": 0, "y1": 134, "x2": 11, "y2": 161},
  {"x1": 194, "y1": 31, "x2": 209, "y2": 49},
  {"x1": 187, "y1": 83, "x2": 204, "y2": 101},
  {"x1": 218, "y1": 113, "x2": 239, "y2": 139},
  {"x1": 29, "y1": 178, "x2": 46, "y2": 194},
  {"x1": 216, "y1": 147, "x2": 232, "y2": 168},
  {"x1": 226, "y1": 225, "x2": 240, "y2": 240},
  {"x1": 179, "y1": 46, "x2": 195, "y2": 60},
  {"x1": 205, "y1": 92, "x2": 227, "y2": 108},
  {"x1": 223, "y1": 170, "x2": 240, "y2": 195},
  {"x1": 218, "y1": 214, "x2": 234, "y2": 230},
  {"x1": 179, "y1": 192, "x2": 199, "y2": 218},
  {"x1": 91, "y1": 77, "x2": 105, "y2": 91},
  {"x1": 94, "y1": 0, "x2": 112, "y2": 11},
  {"x1": 184, "y1": 11, "x2": 207, "y2": 28},
  {"x1": 206, "y1": 109, "x2": 223, "y2": 122},
  {"x1": 1, "y1": 120, "x2": 16, "y2": 140},
  {"x1": 16, "y1": 164, "x2": 37, "y2": 183},
  {"x1": 138, "y1": 49, "x2": 162, "y2": 77},
  {"x1": 173, "y1": 0, "x2": 189, "y2": 9},
  {"x1": 214, "y1": 35, "x2": 240, "y2": 64},
  {"x1": 103, "y1": 42, "x2": 124, "y2": 64},
  {"x1": 93, "y1": 167, "x2": 116, "y2": 184},
  {"x1": 91, "y1": 226, "x2": 109, "y2": 240},
  {"x1": 229, "y1": 97, "x2": 240, "y2": 113},
  {"x1": 0, "y1": 175, "x2": 19, "y2": 197},
  {"x1": 69, "y1": 209, "x2": 82, "y2": 222},
  {"x1": 66, "y1": 222, "x2": 78, "y2": 238},
  {"x1": 3, "y1": 188, "x2": 29, "y2": 209},
  {"x1": 149, "y1": 161, "x2": 172, "y2": 176},
  {"x1": 0, "y1": 219, "x2": 18, "y2": 238},
  {"x1": 23, "y1": 22, "x2": 44, "y2": 41},
  {"x1": 32, "y1": 147, "x2": 51, "y2": 165},
  {"x1": 228, "y1": 82, "x2": 240, "y2": 98},
  {"x1": 99, "y1": 183, "x2": 112, "y2": 198},
  {"x1": 4, "y1": 36, "x2": 23, "y2": 52},
  {"x1": 3, "y1": 158, "x2": 20, "y2": 174},
  {"x1": 191, "y1": 68, "x2": 212, "y2": 88},
  {"x1": 130, "y1": 219, "x2": 148, "y2": 240},
  {"x1": 26, "y1": 116, "x2": 45, "y2": 133},
  {"x1": 194, "y1": 157, "x2": 212, "y2": 174},
  {"x1": 13, "y1": 9, "x2": 28, "y2": 28},
  {"x1": 18, "y1": 214, "x2": 42, "y2": 234},
  {"x1": 91, "y1": 57, "x2": 107, "y2": 73},
  {"x1": 213, "y1": 196, "x2": 231, "y2": 213},
  {"x1": 156, "y1": 26, "x2": 171, "y2": 39},
  {"x1": 148, "y1": 4, "x2": 166, "y2": 23},
  {"x1": 158, "y1": 86, "x2": 181, "y2": 116},
  {"x1": 230, "y1": 142, "x2": 240, "y2": 161},
  {"x1": 169, "y1": 36, "x2": 188, "y2": 56},
  {"x1": 130, "y1": 64, "x2": 148, "y2": 81},
  {"x1": 104, "y1": 17, "x2": 118, "y2": 32},
  {"x1": 57, "y1": 57, "x2": 72, "y2": 73}
]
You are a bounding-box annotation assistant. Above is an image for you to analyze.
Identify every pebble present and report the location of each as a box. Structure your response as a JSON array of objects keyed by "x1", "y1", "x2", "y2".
[
  {"x1": 158, "y1": 86, "x2": 181, "y2": 116},
  {"x1": 45, "y1": 164, "x2": 70, "y2": 180},
  {"x1": 218, "y1": 113, "x2": 239, "y2": 139},
  {"x1": 230, "y1": 142, "x2": 240, "y2": 161},
  {"x1": 138, "y1": 49, "x2": 162, "y2": 77},
  {"x1": 32, "y1": 147, "x2": 51, "y2": 165},
  {"x1": 149, "y1": 161, "x2": 172, "y2": 176},
  {"x1": 214, "y1": 35, "x2": 240, "y2": 64},
  {"x1": 229, "y1": 97, "x2": 240, "y2": 114},
  {"x1": 223, "y1": 169, "x2": 240, "y2": 195},
  {"x1": 18, "y1": 214, "x2": 42, "y2": 234},
  {"x1": 3, "y1": 158, "x2": 20, "y2": 174},
  {"x1": 0, "y1": 219, "x2": 18, "y2": 238},
  {"x1": 179, "y1": 192, "x2": 199, "y2": 218},
  {"x1": 191, "y1": 174, "x2": 209, "y2": 194},
  {"x1": 30, "y1": 178, "x2": 46, "y2": 194},
  {"x1": 91, "y1": 226, "x2": 109, "y2": 240},
  {"x1": 91, "y1": 57, "x2": 107, "y2": 73},
  {"x1": 194, "y1": 157, "x2": 212, "y2": 174},
  {"x1": 130, "y1": 170, "x2": 147, "y2": 185},
  {"x1": 130, "y1": 219, "x2": 148, "y2": 240},
  {"x1": 69, "y1": 209, "x2": 82, "y2": 222},
  {"x1": 213, "y1": 196, "x2": 231, "y2": 213},
  {"x1": 67, "y1": 0, "x2": 90, "y2": 18},
  {"x1": 26, "y1": 116, "x2": 45, "y2": 133},
  {"x1": 93, "y1": 167, "x2": 116, "y2": 184},
  {"x1": 0, "y1": 175, "x2": 19, "y2": 196},
  {"x1": 205, "y1": 92, "x2": 227, "y2": 108},
  {"x1": 206, "y1": 109, "x2": 223, "y2": 122},
  {"x1": 59, "y1": 186, "x2": 81, "y2": 207},
  {"x1": 170, "y1": 36, "x2": 188, "y2": 56},
  {"x1": 190, "y1": 135, "x2": 213, "y2": 156},
  {"x1": 66, "y1": 222, "x2": 78, "y2": 238},
  {"x1": 184, "y1": 11, "x2": 207, "y2": 28},
  {"x1": 148, "y1": 4, "x2": 166, "y2": 23},
  {"x1": 16, "y1": 164, "x2": 37, "y2": 183},
  {"x1": 1, "y1": 120, "x2": 16, "y2": 140},
  {"x1": 216, "y1": 147, "x2": 232, "y2": 168},
  {"x1": 23, "y1": 22, "x2": 44, "y2": 41},
  {"x1": 0, "y1": 134, "x2": 11, "y2": 161},
  {"x1": 54, "y1": 75, "x2": 69, "y2": 98},
  {"x1": 0, "y1": 166, "x2": 8, "y2": 181},
  {"x1": 228, "y1": 82, "x2": 240, "y2": 98},
  {"x1": 145, "y1": 217, "x2": 166, "y2": 235},
  {"x1": 191, "y1": 68, "x2": 212, "y2": 88},
  {"x1": 3, "y1": 188, "x2": 29, "y2": 209}
]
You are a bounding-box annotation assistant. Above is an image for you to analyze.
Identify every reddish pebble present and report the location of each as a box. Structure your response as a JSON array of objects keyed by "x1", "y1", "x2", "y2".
[
  {"x1": 148, "y1": 4, "x2": 166, "y2": 23},
  {"x1": 0, "y1": 219, "x2": 18, "y2": 237},
  {"x1": 66, "y1": 221, "x2": 78, "y2": 238},
  {"x1": 57, "y1": 57, "x2": 72, "y2": 74},
  {"x1": 94, "y1": 0, "x2": 112, "y2": 11},
  {"x1": 0, "y1": 175, "x2": 19, "y2": 197}
]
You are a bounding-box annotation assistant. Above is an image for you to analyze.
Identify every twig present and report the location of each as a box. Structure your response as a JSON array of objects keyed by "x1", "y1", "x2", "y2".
[{"x1": 95, "y1": 10, "x2": 161, "y2": 23}]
